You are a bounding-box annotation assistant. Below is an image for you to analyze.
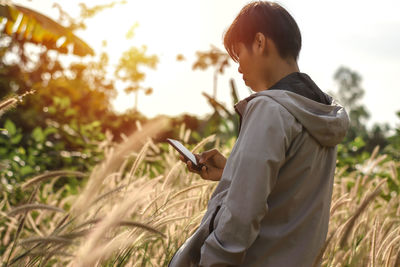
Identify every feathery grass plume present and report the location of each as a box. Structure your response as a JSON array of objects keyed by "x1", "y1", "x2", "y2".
[
  {"x1": 382, "y1": 235, "x2": 400, "y2": 262},
  {"x1": 0, "y1": 90, "x2": 36, "y2": 117},
  {"x1": 161, "y1": 162, "x2": 181, "y2": 190},
  {"x1": 376, "y1": 224, "x2": 400, "y2": 259},
  {"x1": 72, "y1": 117, "x2": 170, "y2": 214},
  {"x1": 329, "y1": 193, "x2": 350, "y2": 216},
  {"x1": 140, "y1": 187, "x2": 169, "y2": 215},
  {"x1": 21, "y1": 170, "x2": 86, "y2": 189},
  {"x1": 339, "y1": 179, "x2": 386, "y2": 248},
  {"x1": 0, "y1": 97, "x2": 17, "y2": 117},
  {"x1": 72, "y1": 176, "x2": 161, "y2": 266},
  {"x1": 389, "y1": 161, "x2": 400, "y2": 187},
  {"x1": 7, "y1": 204, "x2": 65, "y2": 217},
  {"x1": 350, "y1": 174, "x2": 362, "y2": 199},
  {"x1": 125, "y1": 139, "x2": 151, "y2": 188},
  {"x1": 191, "y1": 134, "x2": 216, "y2": 153},
  {"x1": 117, "y1": 220, "x2": 165, "y2": 237},
  {"x1": 89, "y1": 184, "x2": 126, "y2": 207}
]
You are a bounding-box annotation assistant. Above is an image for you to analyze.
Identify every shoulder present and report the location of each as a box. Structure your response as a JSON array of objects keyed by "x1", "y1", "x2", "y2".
[
  {"x1": 242, "y1": 95, "x2": 302, "y2": 141},
  {"x1": 244, "y1": 95, "x2": 294, "y2": 122}
]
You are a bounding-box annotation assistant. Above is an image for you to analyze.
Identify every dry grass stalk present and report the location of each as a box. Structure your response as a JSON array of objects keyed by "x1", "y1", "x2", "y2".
[
  {"x1": 154, "y1": 216, "x2": 191, "y2": 228},
  {"x1": 384, "y1": 245, "x2": 394, "y2": 267},
  {"x1": 161, "y1": 196, "x2": 200, "y2": 213},
  {"x1": 369, "y1": 217, "x2": 378, "y2": 267},
  {"x1": 339, "y1": 179, "x2": 386, "y2": 248},
  {"x1": 26, "y1": 213, "x2": 44, "y2": 237},
  {"x1": 19, "y1": 236, "x2": 72, "y2": 246},
  {"x1": 125, "y1": 139, "x2": 151, "y2": 184},
  {"x1": 118, "y1": 220, "x2": 165, "y2": 237},
  {"x1": 21, "y1": 170, "x2": 86, "y2": 189},
  {"x1": 394, "y1": 250, "x2": 400, "y2": 267},
  {"x1": 161, "y1": 162, "x2": 181, "y2": 190},
  {"x1": 7, "y1": 204, "x2": 65, "y2": 217},
  {"x1": 167, "y1": 182, "x2": 211, "y2": 203},
  {"x1": 351, "y1": 217, "x2": 369, "y2": 241},
  {"x1": 4, "y1": 186, "x2": 38, "y2": 265},
  {"x1": 382, "y1": 235, "x2": 400, "y2": 262},
  {"x1": 389, "y1": 162, "x2": 399, "y2": 187},
  {"x1": 377, "y1": 225, "x2": 400, "y2": 259}
]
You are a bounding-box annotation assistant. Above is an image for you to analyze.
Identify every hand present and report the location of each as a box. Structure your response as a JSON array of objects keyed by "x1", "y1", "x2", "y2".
[{"x1": 180, "y1": 149, "x2": 227, "y2": 181}]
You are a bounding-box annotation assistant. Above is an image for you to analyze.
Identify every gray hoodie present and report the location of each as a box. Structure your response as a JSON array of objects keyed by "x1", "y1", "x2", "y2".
[{"x1": 169, "y1": 83, "x2": 349, "y2": 266}]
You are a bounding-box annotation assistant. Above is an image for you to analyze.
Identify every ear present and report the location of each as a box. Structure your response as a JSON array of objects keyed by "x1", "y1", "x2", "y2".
[{"x1": 253, "y1": 32, "x2": 267, "y2": 55}]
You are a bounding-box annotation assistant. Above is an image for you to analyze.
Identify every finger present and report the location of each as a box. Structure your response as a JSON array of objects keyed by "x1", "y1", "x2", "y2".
[
  {"x1": 187, "y1": 161, "x2": 199, "y2": 174},
  {"x1": 179, "y1": 155, "x2": 185, "y2": 162},
  {"x1": 199, "y1": 149, "x2": 219, "y2": 164},
  {"x1": 200, "y1": 165, "x2": 208, "y2": 179}
]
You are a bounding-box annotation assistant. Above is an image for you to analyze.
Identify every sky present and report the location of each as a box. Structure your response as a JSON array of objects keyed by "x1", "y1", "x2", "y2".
[{"x1": 13, "y1": 0, "x2": 400, "y2": 129}]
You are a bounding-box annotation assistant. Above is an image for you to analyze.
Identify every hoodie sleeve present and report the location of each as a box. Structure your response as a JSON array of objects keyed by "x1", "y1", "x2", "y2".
[{"x1": 199, "y1": 97, "x2": 301, "y2": 266}]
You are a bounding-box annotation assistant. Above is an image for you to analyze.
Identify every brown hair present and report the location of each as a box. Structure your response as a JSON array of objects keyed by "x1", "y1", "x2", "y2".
[{"x1": 223, "y1": 1, "x2": 301, "y2": 62}]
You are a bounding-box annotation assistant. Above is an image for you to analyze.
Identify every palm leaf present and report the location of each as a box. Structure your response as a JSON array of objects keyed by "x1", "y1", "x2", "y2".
[{"x1": 0, "y1": 2, "x2": 94, "y2": 57}]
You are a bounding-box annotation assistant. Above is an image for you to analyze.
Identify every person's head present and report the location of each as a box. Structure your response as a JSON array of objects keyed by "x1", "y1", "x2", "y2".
[{"x1": 223, "y1": 1, "x2": 302, "y2": 91}]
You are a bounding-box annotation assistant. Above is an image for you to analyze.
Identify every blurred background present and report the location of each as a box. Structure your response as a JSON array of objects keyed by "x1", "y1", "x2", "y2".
[
  {"x1": 7, "y1": 0, "x2": 400, "y2": 124},
  {"x1": 1, "y1": 0, "x2": 399, "y2": 190}
]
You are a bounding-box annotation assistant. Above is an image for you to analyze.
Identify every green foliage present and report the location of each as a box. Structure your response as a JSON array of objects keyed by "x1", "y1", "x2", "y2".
[
  {"x1": 332, "y1": 67, "x2": 398, "y2": 177},
  {"x1": 383, "y1": 110, "x2": 400, "y2": 161},
  {"x1": 0, "y1": 117, "x2": 104, "y2": 193}
]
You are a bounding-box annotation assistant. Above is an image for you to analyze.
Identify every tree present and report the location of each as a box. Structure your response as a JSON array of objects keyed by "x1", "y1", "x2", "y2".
[
  {"x1": 0, "y1": 1, "x2": 129, "y2": 187},
  {"x1": 192, "y1": 45, "x2": 230, "y2": 100},
  {"x1": 115, "y1": 45, "x2": 158, "y2": 112},
  {"x1": 333, "y1": 66, "x2": 370, "y2": 142}
]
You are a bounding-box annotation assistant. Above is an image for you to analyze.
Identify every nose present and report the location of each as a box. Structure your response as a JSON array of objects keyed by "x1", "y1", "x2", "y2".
[{"x1": 238, "y1": 65, "x2": 242, "y2": 74}]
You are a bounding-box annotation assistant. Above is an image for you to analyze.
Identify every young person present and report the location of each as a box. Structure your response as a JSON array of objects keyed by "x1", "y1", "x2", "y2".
[{"x1": 169, "y1": 1, "x2": 349, "y2": 266}]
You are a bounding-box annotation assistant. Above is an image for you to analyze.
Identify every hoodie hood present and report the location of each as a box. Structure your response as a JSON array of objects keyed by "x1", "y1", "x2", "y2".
[{"x1": 234, "y1": 89, "x2": 350, "y2": 147}]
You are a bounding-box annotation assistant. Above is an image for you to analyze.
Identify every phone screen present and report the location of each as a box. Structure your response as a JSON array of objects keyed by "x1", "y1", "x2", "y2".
[{"x1": 167, "y1": 138, "x2": 198, "y2": 165}]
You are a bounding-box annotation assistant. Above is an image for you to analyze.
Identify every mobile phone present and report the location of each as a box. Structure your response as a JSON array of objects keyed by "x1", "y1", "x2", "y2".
[{"x1": 166, "y1": 138, "x2": 205, "y2": 172}]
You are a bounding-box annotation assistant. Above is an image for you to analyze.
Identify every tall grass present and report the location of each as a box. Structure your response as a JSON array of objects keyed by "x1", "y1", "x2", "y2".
[
  {"x1": 314, "y1": 147, "x2": 400, "y2": 267},
  {"x1": 1, "y1": 120, "x2": 219, "y2": 266},
  {"x1": 1, "y1": 119, "x2": 399, "y2": 266}
]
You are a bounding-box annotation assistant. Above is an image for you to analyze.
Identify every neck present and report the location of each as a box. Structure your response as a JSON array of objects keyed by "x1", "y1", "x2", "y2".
[{"x1": 254, "y1": 58, "x2": 300, "y2": 92}]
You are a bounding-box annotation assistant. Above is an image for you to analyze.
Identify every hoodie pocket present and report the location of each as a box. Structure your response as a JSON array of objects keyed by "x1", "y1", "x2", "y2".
[{"x1": 209, "y1": 205, "x2": 221, "y2": 234}]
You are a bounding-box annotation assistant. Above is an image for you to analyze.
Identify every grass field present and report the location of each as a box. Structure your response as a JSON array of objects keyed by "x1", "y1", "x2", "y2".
[{"x1": 1, "y1": 120, "x2": 399, "y2": 266}]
